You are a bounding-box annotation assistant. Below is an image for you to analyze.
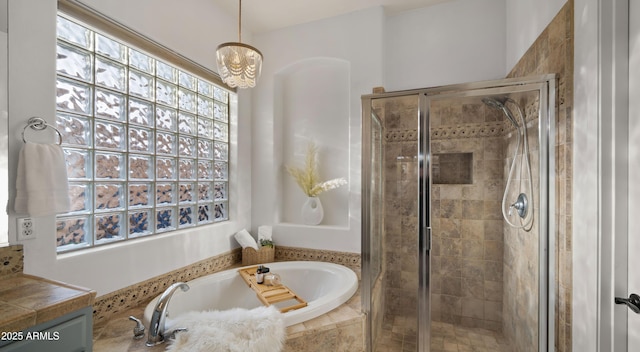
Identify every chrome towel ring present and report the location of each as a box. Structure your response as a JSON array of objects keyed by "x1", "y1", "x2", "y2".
[{"x1": 22, "y1": 117, "x2": 63, "y2": 145}]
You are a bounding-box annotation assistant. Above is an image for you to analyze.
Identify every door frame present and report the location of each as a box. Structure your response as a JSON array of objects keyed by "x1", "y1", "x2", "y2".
[
  {"x1": 573, "y1": 0, "x2": 629, "y2": 350},
  {"x1": 626, "y1": 0, "x2": 640, "y2": 347},
  {"x1": 595, "y1": 0, "x2": 630, "y2": 348}
]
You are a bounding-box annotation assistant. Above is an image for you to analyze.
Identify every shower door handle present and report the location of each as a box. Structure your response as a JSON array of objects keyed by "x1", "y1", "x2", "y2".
[
  {"x1": 426, "y1": 227, "x2": 432, "y2": 251},
  {"x1": 615, "y1": 293, "x2": 640, "y2": 314}
]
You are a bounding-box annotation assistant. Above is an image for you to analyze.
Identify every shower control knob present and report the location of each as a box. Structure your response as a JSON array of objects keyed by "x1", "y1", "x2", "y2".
[
  {"x1": 615, "y1": 293, "x2": 640, "y2": 314},
  {"x1": 509, "y1": 193, "x2": 528, "y2": 218}
]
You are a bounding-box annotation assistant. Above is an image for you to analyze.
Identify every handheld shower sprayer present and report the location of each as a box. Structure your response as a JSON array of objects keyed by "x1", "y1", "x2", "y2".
[
  {"x1": 482, "y1": 96, "x2": 534, "y2": 231},
  {"x1": 481, "y1": 97, "x2": 519, "y2": 129}
]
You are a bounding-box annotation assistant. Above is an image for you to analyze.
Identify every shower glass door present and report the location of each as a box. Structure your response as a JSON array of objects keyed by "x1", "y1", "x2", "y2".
[
  {"x1": 361, "y1": 109, "x2": 386, "y2": 351},
  {"x1": 362, "y1": 93, "x2": 422, "y2": 352},
  {"x1": 362, "y1": 75, "x2": 555, "y2": 352},
  {"x1": 424, "y1": 80, "x2": 554, "y2": 352}
]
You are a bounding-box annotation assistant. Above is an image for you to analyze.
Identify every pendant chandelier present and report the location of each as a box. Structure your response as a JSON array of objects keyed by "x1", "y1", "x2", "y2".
[{"x1": 216, "y1": 0, "x2": 263, "y2": 89}]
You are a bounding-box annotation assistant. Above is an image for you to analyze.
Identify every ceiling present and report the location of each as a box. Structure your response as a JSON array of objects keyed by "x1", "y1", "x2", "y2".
[
  {"x1": 0, "y1": 0, "x2": 451, "y2": 35},
  {"x1": 211, "y1": 0, "x2": 451, "y2": 34}
]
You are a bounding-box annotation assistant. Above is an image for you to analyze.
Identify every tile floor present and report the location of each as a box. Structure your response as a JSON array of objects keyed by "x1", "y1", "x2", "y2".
[{"x1": 374, "y1": 317, "x2": 512, "y2": 352}]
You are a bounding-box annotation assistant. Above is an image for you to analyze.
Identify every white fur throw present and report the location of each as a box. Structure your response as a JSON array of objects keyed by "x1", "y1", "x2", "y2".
[{"x1": 165, "y1": 306, "x2": 285, "y2": 352}]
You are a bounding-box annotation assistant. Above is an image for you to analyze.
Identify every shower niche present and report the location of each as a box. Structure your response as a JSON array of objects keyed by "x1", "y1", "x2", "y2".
[
  {"x1": 432, "y1": 152, "x2": 473, "y2": 184},
  {"x1": 361, "y1": 75, "x2": 555, "y2": 352}
]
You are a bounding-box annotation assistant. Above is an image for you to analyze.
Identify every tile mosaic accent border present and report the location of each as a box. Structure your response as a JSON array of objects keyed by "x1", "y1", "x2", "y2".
[
  {"x1": 385, "y1": 129, "x2": 418, "y2": 142},
  {"x1": 275, "y1": 246, "x2": 361, "y2": 276},
  {"x1": 386, "y1": 100, "x2": 541, "y2": 142},
  {"x1": 93, "y1": 248, "x2": 242, "y2": 327},
  {"x1": 0, "y1": 245, "x2": 24, "y2": 278},
  {"x1": 386, "y1": 122, "x2": 512, "y2": 142},
  {"x1": 431, "y1": 121, "x2": 507, "y2": 140}
]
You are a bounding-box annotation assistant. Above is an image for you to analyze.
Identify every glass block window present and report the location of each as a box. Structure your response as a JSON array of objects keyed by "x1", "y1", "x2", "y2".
[{"x1": 55, "y1": 15, "x2": 230, "y2": 252}]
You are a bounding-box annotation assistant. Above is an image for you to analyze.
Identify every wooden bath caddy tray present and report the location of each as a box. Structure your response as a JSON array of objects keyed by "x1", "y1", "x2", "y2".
[{"x1": 238, "y1": 266, "x2": 308, "y2": 313}]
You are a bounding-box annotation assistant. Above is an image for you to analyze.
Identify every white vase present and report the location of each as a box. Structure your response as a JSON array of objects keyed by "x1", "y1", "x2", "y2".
[{"x1": 301, "y1": 196, "x2": 324, "y2": 225}]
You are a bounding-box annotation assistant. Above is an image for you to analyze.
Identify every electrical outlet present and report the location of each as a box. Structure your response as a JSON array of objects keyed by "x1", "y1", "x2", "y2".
[{"x1": 17, "y1": 217, "x2": 36, "y2": 241}]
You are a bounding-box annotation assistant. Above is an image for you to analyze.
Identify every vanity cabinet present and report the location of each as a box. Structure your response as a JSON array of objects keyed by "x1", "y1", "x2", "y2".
[{"x1": 0, "y1": 306, "x2": 93, "y2": 352}]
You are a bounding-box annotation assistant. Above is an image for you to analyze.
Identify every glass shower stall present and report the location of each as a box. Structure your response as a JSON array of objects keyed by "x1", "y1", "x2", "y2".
[{"x1": 361, "y1": 75, "x2": 556, "y2": 352}]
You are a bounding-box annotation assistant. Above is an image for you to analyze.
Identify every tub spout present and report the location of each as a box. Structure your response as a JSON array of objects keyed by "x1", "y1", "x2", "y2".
[{"x1": 146, "y1": 282, "x2": 189, "y2": 346}]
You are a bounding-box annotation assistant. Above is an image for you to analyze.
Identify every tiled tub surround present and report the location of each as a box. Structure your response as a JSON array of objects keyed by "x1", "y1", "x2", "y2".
[
  {"x1": 92, "y1": 287, "x2": 363, "y2": 352},
  {"x1": 0, "y1": 244, "x2": 96, "y2": 334},
  {"x1": 276, "y1": 246, "x2": 361, "y2": 278},
  {"x1": 92, "y1": 246, "x2": 363, "y2": 351}
]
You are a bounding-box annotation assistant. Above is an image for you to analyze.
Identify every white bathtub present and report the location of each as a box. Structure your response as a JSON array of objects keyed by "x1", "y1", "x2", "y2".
[{"x1": 143, "y1": 261, "x2": 358, "y2": 327}]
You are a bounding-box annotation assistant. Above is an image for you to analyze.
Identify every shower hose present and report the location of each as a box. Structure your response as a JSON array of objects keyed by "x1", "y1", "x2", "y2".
[{"x1": 502, "y1": 99, "x2": 534, "y2": 231}]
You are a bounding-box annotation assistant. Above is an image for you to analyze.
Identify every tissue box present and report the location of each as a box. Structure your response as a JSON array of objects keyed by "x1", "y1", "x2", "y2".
[{"x1": 242, "y1": 246, "x2": 275, "y2": 266}]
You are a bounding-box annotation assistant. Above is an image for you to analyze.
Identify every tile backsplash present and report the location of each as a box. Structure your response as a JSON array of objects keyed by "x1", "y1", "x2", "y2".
[{"x1": 0, "y1": 245, "x2": 24, "y2": 278}]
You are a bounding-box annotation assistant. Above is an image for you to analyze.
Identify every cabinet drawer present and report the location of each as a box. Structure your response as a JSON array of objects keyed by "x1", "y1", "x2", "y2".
[{"x1": 0, "y1": 307, "x2": 92, "y2": 352}]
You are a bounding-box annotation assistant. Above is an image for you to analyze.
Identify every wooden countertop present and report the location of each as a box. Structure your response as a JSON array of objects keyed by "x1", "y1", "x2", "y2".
[{"x1": 0, "y1": 274, "x2": 96, "y2": 332}]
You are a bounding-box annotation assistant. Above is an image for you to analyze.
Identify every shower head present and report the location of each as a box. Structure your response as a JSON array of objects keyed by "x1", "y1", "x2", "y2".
[
  {"x1": 481, "y1": 97, "x2": 505, "y2": 110},
  {"x1": 482, "y1": 97, "x2": 519, "y2": 128}
]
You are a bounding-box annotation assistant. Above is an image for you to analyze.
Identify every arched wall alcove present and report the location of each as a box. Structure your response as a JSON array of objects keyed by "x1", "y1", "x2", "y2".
[{"x1": 274, "y1": 57, "x2": 350, "y2": 227}]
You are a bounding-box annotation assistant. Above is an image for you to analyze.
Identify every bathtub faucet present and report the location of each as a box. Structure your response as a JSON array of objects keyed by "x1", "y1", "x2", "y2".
[{"x1": 146, "y1": 282, "x2": 190, "y2": 346}]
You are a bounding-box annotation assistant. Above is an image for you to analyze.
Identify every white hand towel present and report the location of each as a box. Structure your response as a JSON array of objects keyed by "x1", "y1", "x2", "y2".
[
  {"x1": 258, "y1": 225, "x2": 272, "y2": 242},
  {"x1": 234, "y1": 229, "x2": 259, "y2": 250},
  {"x1": 14, "y1": 142, "x2": 71, "y2": 217}
]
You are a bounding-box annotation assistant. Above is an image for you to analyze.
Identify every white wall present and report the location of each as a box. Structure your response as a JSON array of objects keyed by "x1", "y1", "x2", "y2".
[
  {"x1": 571, "y1": 0, "x2": 616, "y2": 352},
  {"x1": 0, "y1": 28, "x2": 7, "y2": 245},
  {"x1": 75, "y1": 0, "x2": 245, "y2": 72},
  {"x1": 279, "y1": 58, "x2": 350, "y2": 227},
  {"x1": 505, "y1": 0, "x2": 566, "y2": 72},
  {"x1": 385, "y1": 0, "x2": 507, "y2": 91},
  {"x1": 250, "y1": 1, "x2": 509, "y2": 253},
  {"x1": 7, "y1": 0, "x2": 252, "y2": 296},
  {"x1": 382, "y1": 0, "x2": 565, "y2": 112},
  {"x1": 251, "y1": 7, "x2": 386, "y2": 252}
]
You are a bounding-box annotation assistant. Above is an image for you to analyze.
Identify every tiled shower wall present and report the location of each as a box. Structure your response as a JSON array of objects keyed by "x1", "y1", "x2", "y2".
[
  {"x1": 430, "y1": 98, "x2": 508, "y2": 331},
  {"x1": 507, "y1": 1, "x2": 574, "y2": 351},
  {"x1": 501, "y1": 94, "x2": 541, "y2": 352}
]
